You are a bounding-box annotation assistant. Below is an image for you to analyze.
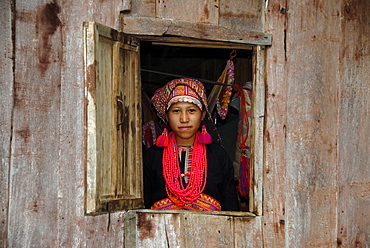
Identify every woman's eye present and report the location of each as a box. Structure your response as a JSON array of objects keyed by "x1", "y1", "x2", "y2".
[
  {"x1": 172, "y1": 109, "x2": 180, "y2": 113},
  {"x1": 188, "y1": 109, "x2": 197, "y2": 113}
]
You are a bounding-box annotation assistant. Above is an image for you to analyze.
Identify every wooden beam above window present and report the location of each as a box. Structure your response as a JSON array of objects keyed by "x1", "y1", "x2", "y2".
[{"x1": 121, "y1": 17, "x2": 272, "y2": 46}]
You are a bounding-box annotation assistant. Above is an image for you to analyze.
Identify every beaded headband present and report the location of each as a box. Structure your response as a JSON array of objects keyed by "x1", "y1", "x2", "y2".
[{"x1": 151, "y1": 78, "x2": 208, "y2": 121}]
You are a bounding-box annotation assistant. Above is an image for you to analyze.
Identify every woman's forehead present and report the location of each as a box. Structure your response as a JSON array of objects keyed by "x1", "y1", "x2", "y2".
[{"x1": 168, "y1": 102, "x2": 201, "y2": 109}]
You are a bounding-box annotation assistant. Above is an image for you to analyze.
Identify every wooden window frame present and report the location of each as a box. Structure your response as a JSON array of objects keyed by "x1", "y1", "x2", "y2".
[{"x1": 83, "y1": 21, "x2": 266, "y2": 216}]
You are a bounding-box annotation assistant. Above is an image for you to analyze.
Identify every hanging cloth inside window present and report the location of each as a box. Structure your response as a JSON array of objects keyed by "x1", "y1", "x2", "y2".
[
  {"x1": 207, "y1": 50, "x2": 236, "y2": 119},
  {"x1": 142, "y1": 90, "x2": 163, "y2": 148},
  {"x1": 231, "y1": 82, "x2": 252, "y2": 199}
]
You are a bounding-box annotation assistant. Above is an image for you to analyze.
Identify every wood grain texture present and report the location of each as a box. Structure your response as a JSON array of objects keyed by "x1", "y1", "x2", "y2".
[
  {"x1": 262, "y1": 1, "x2": 287, "y2": 246},
  {"x1": 57, "y1": 0, "x2": 125, "y2": 246},
  {"x1": 250, "y1": 46, "x2": 265, "y2": 216},
  {"x1": 7, "y1": 1, "x2": 62, "y2": 246},
  {"x1": 121, "y1": 0, "x2": 132, "y2": 12},
  {"x1": 156, "y1": 0, "x2": 219, "y2": 24},
  {"x1": 136, "y1": 212, "x2": 182, "y2": 247},
  {"x1": 126, "y1": 0, "x2": 265, "y2": 32},
  {"x1": 0, "y1": 1, "x2": 13, "y2": 247},
  {"x1": 234, "y1": 216, "x2": 263, "y2": 247},
  {"x1": 337, "y1": 0, "x2": 370, "y2": 246},
  {"x1": 130, "y1": 0, "x2": 156, "y2": 18},
  {"x1": 219, "y1": 0, "x2": 264, "y2": 32},
  {"x1": 134, "y1": 212, "x2": 236, "y2": 247},
  {"x1": 84, "y1": 22, "x2": 143, "y2": 214},
  {"x1": 1, "y1": 0, "x2": 370, "y2": 247},
  {"x1": 182, "y1": 213, "x2": 234, "y2": 247},
  {"x1": 84, "y1": 213, "x2": 125, "y2": 247},
  {"x1": 131, "y1": 211, "x2": 262, "y2": 247},
  {"x1": 121, "y1": 17, "x2": 272, "y2": 45},
  {"x1": 284, "y1": 1, "x2": 341, "y2": 246}
]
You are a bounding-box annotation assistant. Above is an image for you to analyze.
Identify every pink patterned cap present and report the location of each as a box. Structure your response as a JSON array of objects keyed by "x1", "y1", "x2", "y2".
[{"x1": 151, "y1": 78, "x2": 208, "y2": 121}]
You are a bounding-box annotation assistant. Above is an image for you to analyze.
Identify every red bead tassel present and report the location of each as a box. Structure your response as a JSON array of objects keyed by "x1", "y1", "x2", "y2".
[
  {"x1": 156, "y1": 128, "x2": 169, "y2": 147},
  {"x1": 199, "y1": 125, "x2": 212, "y2": 144}
]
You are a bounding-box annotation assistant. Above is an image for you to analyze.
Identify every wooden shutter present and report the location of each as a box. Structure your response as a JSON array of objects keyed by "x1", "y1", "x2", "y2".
[{"x1": 84, "y1": 21, "x2": 143, "y2": 214}]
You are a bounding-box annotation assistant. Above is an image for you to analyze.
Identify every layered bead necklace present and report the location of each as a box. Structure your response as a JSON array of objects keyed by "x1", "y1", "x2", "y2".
[{"x1": 162, "y1": 131, "x2": 207, "y2": 206}]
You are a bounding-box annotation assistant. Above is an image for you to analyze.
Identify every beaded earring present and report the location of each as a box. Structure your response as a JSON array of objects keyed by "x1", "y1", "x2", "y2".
[
  {"x1": 156, "y1": 128, "x2": 169, "y2": 147},
  {"x1": 199, "y1": 124, "x2": 212, "y2": 144}
]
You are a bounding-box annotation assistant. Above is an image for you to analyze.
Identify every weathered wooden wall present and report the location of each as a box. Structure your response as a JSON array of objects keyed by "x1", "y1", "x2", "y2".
[
  {"x1": 263, "y1": 1, "x2": 370, "y2": 247},
  {"x1": 128, "y1": 0, "x2": 263, "y2": 31},
  {"x1": 1, "y1": 0, "x2": 126, "y2": 247},
  {"x1": 1, "y1": 0, "x2": 369, "y2": 247},
  {"x1": 337, "y1": 1, "x2": 370, "y2": 246},
  {"x1": 0, "y1": 1, "x2": 13, "y2": 246},
  {"x1": 270, "y1": 1, "x2": 341, "y2": 246}
]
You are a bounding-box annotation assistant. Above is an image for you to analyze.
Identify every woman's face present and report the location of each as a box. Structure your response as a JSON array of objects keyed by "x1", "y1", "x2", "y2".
[{"x1": 167, "y1": 102, "x2": 205, "y2": 146}]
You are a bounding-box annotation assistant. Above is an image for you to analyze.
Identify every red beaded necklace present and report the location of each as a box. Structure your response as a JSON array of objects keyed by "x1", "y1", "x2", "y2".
[{"x1": 162, "y1": 131, "x2": 207, "y2": 206}]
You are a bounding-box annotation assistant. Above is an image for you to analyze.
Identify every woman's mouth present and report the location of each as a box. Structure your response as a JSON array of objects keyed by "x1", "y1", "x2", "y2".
[{"x1": 179, "y1": 126, "x2": 192, "y2": 130}]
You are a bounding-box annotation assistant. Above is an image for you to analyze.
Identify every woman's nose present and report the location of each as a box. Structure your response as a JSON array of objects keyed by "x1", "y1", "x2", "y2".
[{"x1": 180, "y1": 112, "x2": 189, "y2": 122}]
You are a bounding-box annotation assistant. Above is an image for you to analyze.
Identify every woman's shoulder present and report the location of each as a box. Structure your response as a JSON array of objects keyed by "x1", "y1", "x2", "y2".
[
  {"x1": 145, "y1": 144, "x2": 163, "y2": 152},
  {"x1": 144, "y1": 145, "x2": 163, "y2": 159}
]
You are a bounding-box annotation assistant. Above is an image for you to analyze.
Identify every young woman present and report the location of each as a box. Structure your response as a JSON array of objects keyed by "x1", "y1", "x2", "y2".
[{"x1": 144, "y1": 78, "x2": 239, "y2": 211}]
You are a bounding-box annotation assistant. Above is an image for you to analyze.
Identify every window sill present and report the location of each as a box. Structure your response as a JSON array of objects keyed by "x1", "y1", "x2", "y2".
[{"x1": 128, "y1": 208, "x2": 256, "y2": 217}]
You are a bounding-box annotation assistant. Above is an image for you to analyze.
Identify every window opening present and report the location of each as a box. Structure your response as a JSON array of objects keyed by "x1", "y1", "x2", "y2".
[
  {"x1": 140, "y1": 41, "x2": 253, "y2": 212},
  {"x1": 84, "y1": 21, "x2": 265, "y2": 215}
]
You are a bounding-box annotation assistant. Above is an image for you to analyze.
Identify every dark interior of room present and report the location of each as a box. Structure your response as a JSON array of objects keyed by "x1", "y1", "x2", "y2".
[{"x1": 140, "y1": 41, "x2": 253, "y2": 211}]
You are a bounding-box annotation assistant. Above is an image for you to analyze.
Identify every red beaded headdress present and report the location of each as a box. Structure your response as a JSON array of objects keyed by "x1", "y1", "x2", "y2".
[{"x1": 151, "y1": 78, "x2": 208, "y2": 122}]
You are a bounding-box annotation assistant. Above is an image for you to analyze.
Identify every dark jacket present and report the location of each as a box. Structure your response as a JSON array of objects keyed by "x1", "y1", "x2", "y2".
[{"x1": 143, "y1": 142, "x2": 240, "y2": 211}]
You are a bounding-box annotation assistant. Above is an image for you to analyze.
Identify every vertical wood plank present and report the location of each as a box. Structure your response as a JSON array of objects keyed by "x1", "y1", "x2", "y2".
[
  {"x1": 250, "y1": 45, "x2": 265, "y2": 216},
  {"x1": 58, "y1": 0, "x2": 124, "y2": 246},
  {"x1": 0, "y1": 1, "x2": 14, "y2": 247},
  {"x1": 96, "y1": 34, "x2": 115, "y2": 200},
  {"x1": 130, "y1": 44, "x2": 143, "y2": 198},
  {"x1": 8, "y1": 1, "x2": 62, "y2": 246},
  {"x1": 124, "y1": 211, "x2": 138, "y2": 247},
  {"x1": 262, "y1": 0, "x2": 287, "y2": 246},
  {"x1": 114, "y1": 43, "x2": 124, "y2": 197},
  {"x1": 337, "y1": 1, "x2": 370, "y2": 246},
  {"x1": 284, "y1": 1, "x2": 341, "y2": 246},
  {"x1": 122, "y1": 43, "x2": 141, "y2": 198},
  {"x1": 84, "y1": 20, "x2": 99, "y2": 214}
]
